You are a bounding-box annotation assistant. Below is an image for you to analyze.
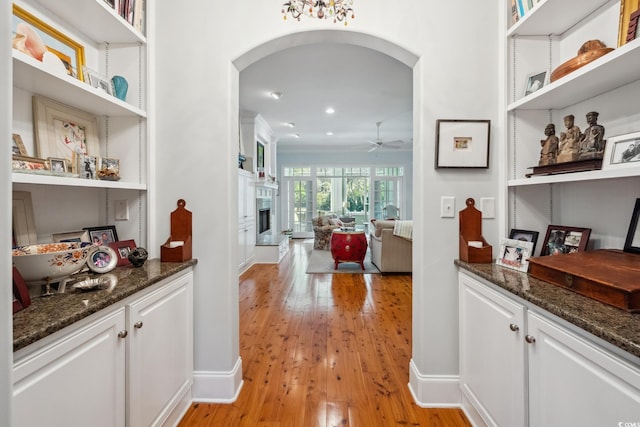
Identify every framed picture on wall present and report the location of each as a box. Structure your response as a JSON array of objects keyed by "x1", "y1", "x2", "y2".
[
  {"x1": 435, "y1": 119, "x2": 491, "y2": 168},
  {"x1": 257, "y1": 141, "x2": 265, "y2": 169}
]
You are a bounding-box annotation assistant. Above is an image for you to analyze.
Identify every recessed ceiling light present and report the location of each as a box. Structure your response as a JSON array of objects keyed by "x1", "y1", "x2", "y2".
[
  {"x1": 286, "y1": 122, "x2": 295, "y2": 128},
  {"x1": 325, "y1": 107, "x2": 335, "y2": 114},
  {"x1": 270, "y1": 91, "x2": 283, "y2": 100},
  {"x1": 326, "y1": 131, "x2": 334, "y2": 136}
]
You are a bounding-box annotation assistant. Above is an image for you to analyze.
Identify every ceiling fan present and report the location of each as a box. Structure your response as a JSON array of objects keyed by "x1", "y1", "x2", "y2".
[{"x1": 367, "y1": 121, "x2": 405, "y2": 152}]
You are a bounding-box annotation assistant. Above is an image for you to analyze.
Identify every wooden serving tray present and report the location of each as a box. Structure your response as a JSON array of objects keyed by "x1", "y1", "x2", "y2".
[{"x1": 528, "y1": 249, "x2": 640, "y2": 312}]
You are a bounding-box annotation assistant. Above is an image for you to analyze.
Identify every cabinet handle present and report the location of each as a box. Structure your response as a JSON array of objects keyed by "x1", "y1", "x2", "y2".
[
  {"x1": 509, "y1": 323, "x2": 519, "y2": 332},
  {"x1": 525, "y1": 335, "x2": 536, "y2": 344},
  {"x1": 134, "y1": 321, "x2": 143, "y2": 329},
  {"x1": 118, "y1": 330, "x2": 128, "y2": 339}
]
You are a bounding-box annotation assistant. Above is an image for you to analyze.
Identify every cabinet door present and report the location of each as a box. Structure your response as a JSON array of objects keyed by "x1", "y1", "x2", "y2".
[
  {"x1": 127, "y1": 272, "x2": 193, "y2": 427},
  {"x1": 13, "y1": 309, "x2": 126, "y2": 427},
  {"x1": 527, "y1": 311, "x2": 640, "y2": 427},
  {"x1": 459, "y1": 273, "x2": 526, "y2": 427}
]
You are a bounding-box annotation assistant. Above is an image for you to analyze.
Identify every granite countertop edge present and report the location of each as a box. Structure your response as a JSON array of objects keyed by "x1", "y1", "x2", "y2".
[
  {"x1": 13, "y1": 258, "x2": 197, "y2": 353},
  {"x1": 455, "y1": 260, "x2": 640, "y2": 360}
]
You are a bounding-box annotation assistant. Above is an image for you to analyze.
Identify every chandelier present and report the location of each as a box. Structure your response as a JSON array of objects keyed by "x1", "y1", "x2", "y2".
[{"x1": 282, "y1": 0, "x2": 355, "y2": 25}]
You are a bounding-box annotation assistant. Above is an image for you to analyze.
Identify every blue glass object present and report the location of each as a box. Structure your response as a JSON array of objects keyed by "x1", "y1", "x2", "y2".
[{"x1": 111, "y1": 75, "x2": 128, "y2": 101}]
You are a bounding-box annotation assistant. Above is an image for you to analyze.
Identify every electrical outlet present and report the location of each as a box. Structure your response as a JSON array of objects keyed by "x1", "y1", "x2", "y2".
[
  {"x1": 115, "y1": 200, "x2": 129, "y2": 221},
  {"x1": 440, "y1": 196, "x2": 455, "y2": 218}
]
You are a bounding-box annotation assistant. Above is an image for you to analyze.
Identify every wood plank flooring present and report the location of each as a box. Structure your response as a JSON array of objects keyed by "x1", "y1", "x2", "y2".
[{"x1": 178, "y1": 239, "x2": 471, "y2": 427}]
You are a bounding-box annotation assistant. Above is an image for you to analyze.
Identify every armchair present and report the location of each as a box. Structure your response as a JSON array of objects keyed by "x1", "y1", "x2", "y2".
[{"x1": 312, "y1": 215, "x2": 340, "y2": 250}]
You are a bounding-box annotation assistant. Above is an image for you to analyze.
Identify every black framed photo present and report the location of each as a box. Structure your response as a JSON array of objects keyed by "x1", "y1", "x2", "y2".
[
  {"x1": 435, "y1": 119, "x2": 490, "y2": 168},
  {"x1": 624, "y1": 198, "x2": 640, "y2": 254},
  {"x1": 541, "y1": 225, "x2": 591, "y2": 256},
  {"x1": 257, "y1": 141, "x2": 265, "y2": 168},
  {"x1": 509, "y1": 228, "x2": 540, "y2": 255},
  {"x1": 84, "y1": 225, "x2": 119, "y2": 246}
]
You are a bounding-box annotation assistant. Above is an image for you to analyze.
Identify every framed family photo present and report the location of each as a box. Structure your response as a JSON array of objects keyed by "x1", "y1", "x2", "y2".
[
  {"x1": 86, "y1": 246, "x2": 118, "y2": 274},
  {"x1": 109, "y1": 239, "x2": 137, "y2": 266},
  {"x1": 602, "y1": 131, "x2": 640, "y2": 170},
  {"x1": 509, "y1": 228, "x2": 540, "y2": 255},
  {"x1": 541, "y1": 225, "x2": 591, "y2": 256},
  {"x1": 496, "y1": 238, "x2": 534, "y2": 272},
  {"x1": 84, "y1": 225, "x2": 119, "y2": 246},
  {"x1": 435, "y1": 119, "x2": 490, "y2": 168}
]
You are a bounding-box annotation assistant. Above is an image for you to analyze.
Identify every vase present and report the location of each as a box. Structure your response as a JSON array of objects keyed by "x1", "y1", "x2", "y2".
[
  {"x1": 111, "y1": 75, "x2": 128, "y2": 101},
  {"x1": 128, "y1": 247, "x2": 148, "y2": 267}
]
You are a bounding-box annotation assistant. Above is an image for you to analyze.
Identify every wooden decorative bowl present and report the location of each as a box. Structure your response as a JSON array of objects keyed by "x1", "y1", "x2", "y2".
[{"x1": 550, "y1": 47, "x2": 614, "y2": 82}]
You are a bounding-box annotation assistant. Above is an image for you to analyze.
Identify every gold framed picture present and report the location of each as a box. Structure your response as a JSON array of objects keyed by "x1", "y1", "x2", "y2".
[
  {"x1": 618, "y1": 0, "x2": 640, "y2": 47},
  {"x1": 11, "y1": 4, "x2": 85, "y2": 81}
]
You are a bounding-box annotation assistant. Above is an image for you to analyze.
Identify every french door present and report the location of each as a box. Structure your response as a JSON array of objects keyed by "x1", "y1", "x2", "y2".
[
  {"x1": 372, "y1": 177, "x2": 400, "y2": 219},
  {"x1": 286, "y1": 178, "x2": 314, "y2": 238}
]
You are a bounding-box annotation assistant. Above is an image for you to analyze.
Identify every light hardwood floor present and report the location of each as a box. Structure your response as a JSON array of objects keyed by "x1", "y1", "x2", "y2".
[{"x1": 178, "y1": 239, "x2": 471, "y2": 426}]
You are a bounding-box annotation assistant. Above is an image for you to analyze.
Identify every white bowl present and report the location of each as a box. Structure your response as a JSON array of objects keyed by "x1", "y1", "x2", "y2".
[{"x1": 12, "y1": 242, "x2": 91, "y2": 284}]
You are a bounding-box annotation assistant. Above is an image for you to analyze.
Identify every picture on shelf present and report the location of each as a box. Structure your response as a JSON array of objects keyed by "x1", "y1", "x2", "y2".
[
  {"x1": 86, "y1": 245, "x2": 117, "y2": 274},
  {"x1": 11, "y1": 4, "x2": 85, "y2": 81},
  {"x1": 524, "y1": 71, "x2": 546, "y2": 96},
  {"x1": 509, "y1": 228, "x2": 539, "y2": 255},
  {"x1": 84, "y1": 225, "x2": 119, "y2": 246},
  {"x1": 602, "y1": 131, "x2": 640, "y2": 170},
  {"x1": 83, "y1": 67, "x2": 115, "y2": 96},
  {"x1": 109, "y1": 239, "x2": 137, "y2": 266},
  {"x1": 77, "y1": 154, "x2": 98, "y2": 179},
  {"x1": 540, "y1": 225, "x2": 591, "y2": 256},
  {"x1": 52, "y1": 230, "x2": 91, "y2": 244},
  {"x1": 12, "y1": 155, "x2": 47, "y2": 171},
  {"x1": 47, "y1": 157, "x2": 67, "y2": 173},
  {"x1": 496, "y1": 238, "x2": 533, "y2": 272},
  {"x1": 12, "y1": 134, "x2": 28, "y2": 156},
  {"x1": 624, "y1": 198, "x2": 640, "y2": 254},
  {"x1": 618, "y1": 0, "x2": 640, "y2": 46}
]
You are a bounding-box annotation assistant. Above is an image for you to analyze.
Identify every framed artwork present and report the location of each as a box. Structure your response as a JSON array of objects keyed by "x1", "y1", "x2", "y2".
[
  {"x1": 47, "y1": 157, "x2": 67, "y2": 173},
  {"x1": 618, "y1": 0, "x2": 640, "y2": 46},
  {"x1": 12, "y1": 134, "x2": 28, "y2": 156},
  {"x1": 624, "y1": 198, "x2": 640, "y2": 254},
  {"x1": 12, "y1": 155, "x2": 47, "y2": 171},
  {"x1": 12, "y1": 4, "x2": 85, "y2": 81},
  {"x1": 86, "y1": 246, "x2": 118, "y2": 274},
  {"x1": 435, "y1": 119, "x2": 491, "y2": 168},
  {"x1": 13, "y1": 266, "x2": 31, "y2": 314},
  {"x1": 257, "y1": 141, "x2": 265, "y2": 168},
  {"x1": 83, "y1": 67, "x2": 115, "y2": 96},
  {"x1": 524, "y1": 71, "x2": 546, "y2": 96},
  {"x1": 541, "y1": 225, "x2": 591, "y2": 256},
  {"x1": 77, "y1": 154, "x2": 98, "y2": 179},
  {"x1": 602, "y1": 131, "x2": 640, "y2": 170},
  {"x1": 52, "y1": 230, "x2": 90, "y2": 244},
  {"x1": 509, "y1": 228, "x2": 540, "y2": 255},
  {"x1": 33, "y1": 95, "x2": 100, "y2": 170},
  {"x1": 496, "y1": 238, "x2": 534, "y2": 272},
  {"x1": 109, "y1": 239, "x2": 137, "y2": 266},
  {"x1": 84, "y1": 225, "x2": 119, "y2": 246}
]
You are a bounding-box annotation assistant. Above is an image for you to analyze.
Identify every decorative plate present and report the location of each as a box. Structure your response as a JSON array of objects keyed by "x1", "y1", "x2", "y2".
[{"x1": 86, "y1": 246, "x2": 118, "y2": 274}]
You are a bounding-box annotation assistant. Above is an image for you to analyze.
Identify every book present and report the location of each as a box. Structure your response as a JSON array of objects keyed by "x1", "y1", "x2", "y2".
[
  {"x1": 511, "y1": 0, "x2": 519, "y2": 24},
  {"x1": 516, "y1": 0, "x2": 525, "y2": 18}
]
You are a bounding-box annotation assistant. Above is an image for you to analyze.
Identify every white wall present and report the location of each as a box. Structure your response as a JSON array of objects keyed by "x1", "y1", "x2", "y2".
[{"x1": 154, "y1": 0, "x2": 500, "y2": 404}]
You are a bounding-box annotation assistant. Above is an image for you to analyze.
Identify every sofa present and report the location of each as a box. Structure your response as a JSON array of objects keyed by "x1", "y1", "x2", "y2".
[
  {"x1": 369, "y1": 219, "x2": 412, "y2": 273},
  {"x1": 312, "y1": 215, "x2": 357, "y2": 250}
]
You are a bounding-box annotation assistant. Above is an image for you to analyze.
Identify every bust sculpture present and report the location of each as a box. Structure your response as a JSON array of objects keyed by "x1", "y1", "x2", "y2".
[
  {"x1": 579, "y1": 111, "x2": 605, "y2": 158},
  {"x1": 556, "y1": 114, "x2": 581, "y2": 163},
  {"x1": 539, "y1": 123, "x2": 559, "y2": 166}
]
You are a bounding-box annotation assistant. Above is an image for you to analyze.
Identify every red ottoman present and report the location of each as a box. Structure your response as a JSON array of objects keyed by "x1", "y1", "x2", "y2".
[{"x1": 330, "y1": 230, "x2": 368, "y2": 270}]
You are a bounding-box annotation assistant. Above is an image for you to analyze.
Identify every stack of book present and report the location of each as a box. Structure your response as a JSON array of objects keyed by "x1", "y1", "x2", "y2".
[
  {"x1": 103, "y1": 0, "x2": 145, "y2": 34},
  {"x1": 511, "y1": 0, "x2": 541, "y2": 25}
]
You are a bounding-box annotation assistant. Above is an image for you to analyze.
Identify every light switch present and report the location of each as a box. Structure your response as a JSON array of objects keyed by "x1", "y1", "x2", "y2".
[
  {"x1": 480, "y1": 197, "x2": 495, "y2": 218},
  {"x1": 440, "y1": 196, "x2": 455, "y2": 218},
  {"x1": 115, "y1": 200, "x2": 129, "y2": 221}
]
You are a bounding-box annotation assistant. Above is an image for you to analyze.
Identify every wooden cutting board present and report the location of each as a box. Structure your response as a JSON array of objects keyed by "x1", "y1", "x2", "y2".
[{"x1": 528, "y1": 249, "x2": 640, "y2": 312}]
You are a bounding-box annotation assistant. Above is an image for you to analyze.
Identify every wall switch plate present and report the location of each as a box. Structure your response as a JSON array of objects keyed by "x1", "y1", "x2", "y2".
[
  {"x1": 480, "y1": 197, "x2": 495, "y2": 218},
  {"x1": 115, "y1": 200, "x2": 129, "y2": 221},
  {"x1": 440, "y1": 196, "x2": 455, "y2": 218}
]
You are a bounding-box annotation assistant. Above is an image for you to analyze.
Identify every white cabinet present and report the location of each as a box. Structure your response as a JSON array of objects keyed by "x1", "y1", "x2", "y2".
[
  {"x1": 239, "y1": 170, "x2": 256, "y2": 272},
  {"x1": 459, "y1": 271, "x2": 640, "y2": 427},
  {"x1": 11, "y1": 0, "x2": 150, "y2": 245},
  {"x1": 13, "y1": 308, "x2": 126, "y2": 427},
  {"x1": 504, "y1": 0, "x2": 640, "y2": 252},
  {"x1": 13, "y1": 270, "x2": 193, "y2": 427},
  {"x1": 459, "y1": 273, "x2": 525, "y2": 427}
]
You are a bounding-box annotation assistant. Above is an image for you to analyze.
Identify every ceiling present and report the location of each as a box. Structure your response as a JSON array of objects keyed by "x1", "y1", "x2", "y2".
[{"x1": 239, "y1": 43, "x2": 413, "y2": 153}]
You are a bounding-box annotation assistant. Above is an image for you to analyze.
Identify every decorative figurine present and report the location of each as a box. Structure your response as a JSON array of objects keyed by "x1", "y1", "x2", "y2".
[
  {"x1": 579, "y1": 111, "x2": 606, "y2": 159},
  {"x1": 128, "y1": 247, "x2": 148, "y2": 267},
  {"x1": 556, "y1": 114, "x2": 581, "y2": 163},
  {"x1": 539, "y1": 123, "x2": 559, "y2": 166}
]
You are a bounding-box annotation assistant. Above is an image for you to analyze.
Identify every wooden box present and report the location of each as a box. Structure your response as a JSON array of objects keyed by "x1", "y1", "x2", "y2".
[
  {"x1": 528, "y1": 249, "x2": 640, "y2": 312},
  {"x1": 160, "y1": 199, "x2": 192, "y2": 263},
  {"x1": 459, "y1": 198, "x2": 493, "y2": 263}
]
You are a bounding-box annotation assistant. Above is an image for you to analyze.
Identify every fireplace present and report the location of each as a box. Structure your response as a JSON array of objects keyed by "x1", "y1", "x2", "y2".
[{"x1": 258, "y1": 208, "x2": 271, "y2": 235}]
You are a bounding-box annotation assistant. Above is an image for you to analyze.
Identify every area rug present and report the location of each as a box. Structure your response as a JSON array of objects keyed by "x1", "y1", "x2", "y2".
[{"x1": 305, "y1": 248, "x2": 380, "y2": 274}]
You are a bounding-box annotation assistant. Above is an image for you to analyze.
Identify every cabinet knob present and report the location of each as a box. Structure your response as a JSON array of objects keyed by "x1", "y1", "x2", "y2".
[
  {"x1": 134, "y1": 321, "x2": 143, "y2": 329},
  {"x1": 118, "y1": 330, "x2": 128, "y2": 339},
  {"x1": 525, "y1": 335, "x2": 536, "y2": 344},
  {"x1": 509, "y1": 323, "x2": 519, "y2": 332}
]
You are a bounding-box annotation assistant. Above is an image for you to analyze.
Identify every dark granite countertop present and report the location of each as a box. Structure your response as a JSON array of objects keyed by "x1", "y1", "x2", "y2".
[
  {"x1": 456, "y1": 260, "x2": 640, "y2": 360},
  {"x1": 13, "y1": 259, "x2": 197, "y2": 353}
]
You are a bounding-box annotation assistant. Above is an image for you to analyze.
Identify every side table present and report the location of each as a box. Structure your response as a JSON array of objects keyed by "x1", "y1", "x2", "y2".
[{"x1": 330, "y1": 230, "x2": 368, "y2": 270}]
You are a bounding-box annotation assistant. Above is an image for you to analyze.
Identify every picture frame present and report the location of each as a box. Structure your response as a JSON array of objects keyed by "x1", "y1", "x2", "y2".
[
  {"x1": 257, "y1": 141, "x2": 265, "y2": 169},
  {"x1": 602, "y1": 131, "x2": 640, "y2": 170},
  {"x1": 618, "y1": 0, "x2": 640, "y2": 47},
  {"x1": 524, "y1": 71, "x2": 546, "y2": 97},
  {"x1": 97, "y1": 157, "x2": 121, "y2": 181},
  {"x1": 47, "y1": 157, "x2": 67, "y2": 173},
  {"x1": 52, "y1": 230, "x2": 90, "y2": 244},
  {"x1": 12, "y1": 4, "x2": 85, "y2": 81},
  {"x1": 86, "y1": 246, "x2": 118, "y2": 274},
  {"x1": 13, "y1": 266, "x2": 31, "y2": 314},
  {"x1": 509, "y1": 228, "x2": 540, "y2": 255},
  {"x1": 12, "y1": 191, "x2": 37, "y2": 247},
  {"x1": 83, "y1": 67, "x2": 115, "y2": 96},
  {"x1": 77, "y1": 154, "x2": 98, "y2": 179},
  {"x1": 12, "y1": 155, "x2": 47, "y2": 171},
  {"x1": 109, "y1": 239, "x2": 137, "y2": 266},
  {"x1": 496, "y1": 238, "x2": 534, "y2": 272},
  {"x1": 541, "y1": 225, "x2": 591, "y2": 256},
  {"x1": 623, "y1": 198, "x2": 640, "y2": 254},
  {"x1": 435, "y1": 119, "x2": 491, "y2": 168},
  {"x1": 12, "y1": 134, "x2": 28, "y2": 156},
  {"x1": 84, "y1": 225, "x2": 119, "y2": 246},
  {"x1": 33, "y1": 95, "x2": 100, "y2": 170},
  {"x1": 627, "y1": 8, "x2": 640, "y2": 44}
]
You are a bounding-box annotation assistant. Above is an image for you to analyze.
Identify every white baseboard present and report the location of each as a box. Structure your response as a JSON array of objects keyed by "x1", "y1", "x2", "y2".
[
  {"x1": 408, "y1": 359, "x2": 462, "y2": 408},
  {"x1": 192, "y1": 357, "x2": 244, "y2": 403}
]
